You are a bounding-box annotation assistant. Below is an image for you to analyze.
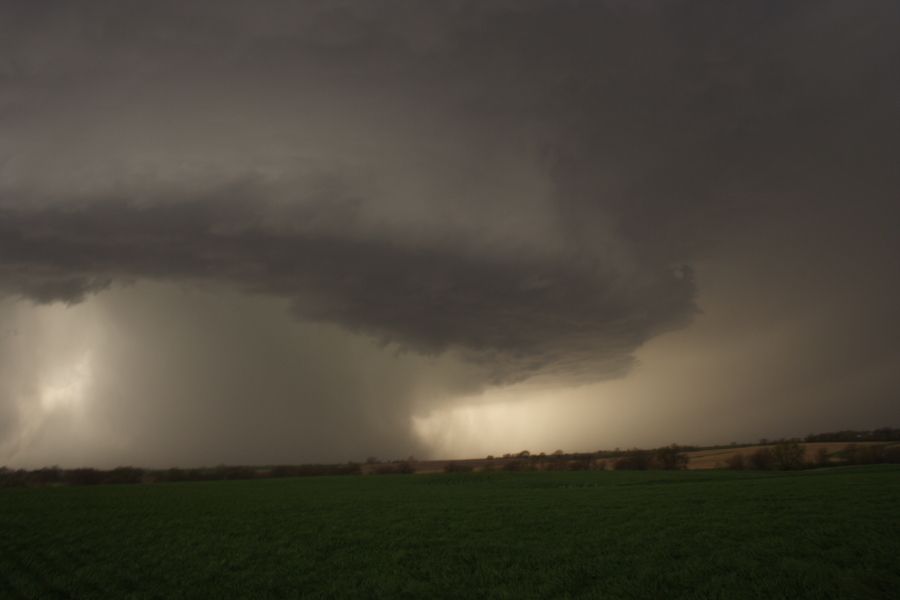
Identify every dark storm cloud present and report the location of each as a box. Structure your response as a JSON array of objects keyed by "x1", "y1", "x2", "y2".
[
  {"x1": 1, "y1": 0, "x2": 900, "y2": 467},
  {"x1": 0, "y1": 191, "x2": 695, "y2": 382}
]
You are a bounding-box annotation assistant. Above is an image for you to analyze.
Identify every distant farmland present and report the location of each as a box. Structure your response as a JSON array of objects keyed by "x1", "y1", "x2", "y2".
[
  {"x1": 401, "y1": 441, "x2": 898, "y2": 474},
  {"x1": 2, "y1": 465, "x2": 898, "y2": 599},
  {"x1": 681, "y1": 442, "x2": 892, "y2": 470}
]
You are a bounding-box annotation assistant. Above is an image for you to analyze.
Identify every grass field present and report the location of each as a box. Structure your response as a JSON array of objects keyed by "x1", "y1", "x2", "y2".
[{"x1": 2, "y1": 466, "x2": 899, "y2": 599}]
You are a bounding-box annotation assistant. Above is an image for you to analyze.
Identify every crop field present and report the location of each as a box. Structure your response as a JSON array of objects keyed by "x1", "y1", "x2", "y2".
[
  {"x1": 679, "y1": 442, "x2": 895, "y2": 470},
  {"x1": 2, "y1": 466, "x2": 899, "y2": 599}
]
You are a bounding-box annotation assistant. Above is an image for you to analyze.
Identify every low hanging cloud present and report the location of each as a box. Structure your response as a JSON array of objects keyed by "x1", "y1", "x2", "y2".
[{"x1": 0, "y1": 188, "x2": 696, "y2": 382}]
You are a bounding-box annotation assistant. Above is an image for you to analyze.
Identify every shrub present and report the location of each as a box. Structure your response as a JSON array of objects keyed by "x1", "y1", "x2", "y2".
[
  {"x1": 373, "y1": 462, "x2": 415, "y2": 475},
  {"x1": 502, "y1": 460, "x2": 531, "y2": 472},
  {"x1": 655, "y1": 445, "x2": 689, "y2": 470},
  {"x1": 884, "y1": 445, "x2": 900, "y2": 464},
  {"x1": 567, "y1": 458, "x2": 593, "y2": 471},
  {"x1": 106, "y1": 467, "x2": 144, "y2": 484},
  {"x1": 28, "y1": 467, "x2": 63, "y2": 485},
  {"x1": 444, "y1": 462, "x2": 473, "y2": 473},
  {"x1": 748, "y1": 447, "x2": 775, "y2": 470},
  {"x1": 844, "y1": 444, "x2": 885, "y2": 465},
  {"x1": 772, "y1": 442, "x2": 806, "y2": 470},
  {"x1": 210, "y1": 465, "x2": 258, "y2": 480},
  {"x1": 613, "y1": 450, "x2": 653, "y2": 470},
  {"x1": 270, "y1": 464, "x2": 361, "y2": 477},
  {"x1": 726, "y1": 453, "x2": 746, "y2": 470},
  {"x1": 544, "y1": 459, "x2": 569, "y2": 471},
  {"x1": 814, "y1": 447, "x2": 830, "y2": 467},
  {"x1": 0, "y1": 468, "x2": 27, "y2": 487},
  {"x1": 65, "y1": 468, "x2": 104, "y2": 485}
]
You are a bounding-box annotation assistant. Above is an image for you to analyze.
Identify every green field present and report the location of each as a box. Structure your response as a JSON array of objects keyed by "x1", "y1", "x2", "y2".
[{"x1": 2, "y1": 466, "x2": 899, "y2": 599}]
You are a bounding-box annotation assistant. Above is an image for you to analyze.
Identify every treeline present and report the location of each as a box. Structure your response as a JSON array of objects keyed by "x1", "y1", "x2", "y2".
[
  {"x1": 804, "y1": 428, "x2": 900, "y2": 443},
  {"x1": 5, "y1": 429, "x2": 898, "y2": 487},
  {"x1": 475, "y1": 445, "x2": 691, "y2": 472},
  {"x1": 611, "y1": 445, "x2": 689, "y2": 470},
  {"x1": 0, "y1": 463, "x2": 362, "y2": 488},
  {"x1": 725, "y1": 441, "x2": 900, "y2": 471}
]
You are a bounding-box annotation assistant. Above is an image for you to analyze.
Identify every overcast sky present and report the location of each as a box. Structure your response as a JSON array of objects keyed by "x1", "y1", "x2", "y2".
[{"x1": 1, "y1": 0, "x2": 899, "y2": 468}]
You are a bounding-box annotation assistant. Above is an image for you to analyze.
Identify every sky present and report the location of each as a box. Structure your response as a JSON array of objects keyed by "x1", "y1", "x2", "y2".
[{"x1": 1, "y1": 0, "x2": 899, "y2": 468}]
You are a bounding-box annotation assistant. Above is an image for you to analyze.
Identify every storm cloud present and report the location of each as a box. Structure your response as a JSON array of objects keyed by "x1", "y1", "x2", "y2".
[
  {"x1": 0, "y1": 189, "x2": 696, "y2": 382},
  {"x1": 1, "y1": 0, "x2": 899, "y2": 466}
]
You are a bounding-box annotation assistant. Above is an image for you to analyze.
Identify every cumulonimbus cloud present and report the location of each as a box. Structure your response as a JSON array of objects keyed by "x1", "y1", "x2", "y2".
[
  {"x1": 2, "y1": 0, "x2": 897, "y2": 386},
  {"x1": 0, "y1": 189, "x2": 696, "y2": 382}
]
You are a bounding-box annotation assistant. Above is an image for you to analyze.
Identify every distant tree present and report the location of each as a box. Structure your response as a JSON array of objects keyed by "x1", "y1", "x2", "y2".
[
  {"x1": 748, "y1": 447, "x2": 775, "y2": 470},
  {"x1": 726, "y1": 453, "x2": 745, "y2": 470},
  {"x1": 844, "y1": 444, "x2": 885, "y2": 465},
  {"x1": 444, "y1": 462, "x2": 473, "y2": 473},
  {"x1": 807, "y1": 428, "x2": 900, "y2": 443},
  {"x1": 106, "y1": 467, "x2": 144, "y2": 484},
  {"x1": 373, "y1": 461, "x2": 415, "y2": 475},
  {"x1": 772, "y1": 442, "x2": 805, "y2": 470},
  {"x1": 613, "y1": 449, "x2": 653, "y2": 470},
  {"x1": 365, "y1": 456, "x2": 379, "y2": 465},
  {"x1": 503, "y1": 460, "x2": 533, "y2": 472},
  {"x1": 517, "y1": 450, "x2": 531, "y2": 458},
  {"x1": 545, "y1": 459, "x2": 568, "y2": 471},
  {"x1": 884, "y1": 445, "x2": 900, "y2": 464},
  {"x1": 64, "y1": 468, "x2": 104, "y2": 485},
  {"x1": 655, "y1": 445, "x2": 689, "y2": 470},
  {"x1": 552, "y1": 449, "x2": 565, "y2": 456},
  {"x1": 567, "y1": 458, "x2": 592, "y2": 471},
  {"x1": 29, "y1": 467, "x2": 62, "y2": 485}
]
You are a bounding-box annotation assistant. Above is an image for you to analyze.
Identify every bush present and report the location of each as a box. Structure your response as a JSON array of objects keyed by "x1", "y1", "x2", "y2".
[
  {"x1": 613, "y1": 450, "x2": 653, "y2": 470},
  {"x1": 748, "y1": 447, "x2": 775, "y2": 470},
  {"x1": 270, "y1": 464, "x2": 362, "y2": 477},
  {"x1": 726, "y1": 453, "x2": 746, "y2": 470},
  {"x1": 444, "y1": 462, "x2": 473, "y2": 473},
  {"x1": 814, "y1": 447, "x2": 830, "y2": 467},
  {"x1": 772, "y1": 442, "x2": 806, "y2": 470},
  {"x1": 28, "y1": 467, "x2": 63, "y2": 485},
  {"x1": 567, "y1": 458, "x2": 593, "y2": 471},
  {"x1": 502, "y1": 460, "x2": 532, "y2": 472},
  {"x1": 844, "y1": 444, "x2": 885, "y2": 465},
  {"x1": 64, "y1": 468, "x2": 104, "y2": 485},
  {"x1": 884, "y1": 445, "x2": 900, "y2": 463},
  {"x1": 0, "y1": 468, "x2": 27, "y2": 487},
  {"x1": 106, "y1": 467, "x2": 144, "y2": 484},
  {"x1": 655, "y1": 445, "x2": 689, "y2": 470},
  {"x1": 544, "y1": 459, "x2": 570, "y2": 471},
  {"x1": 210, "y1": 465, "x2": 258, "y2": 480},
  {"x1": 373, "y1": 462, "x2": 415, "y2": 475},
  {"x1": 160, "y1": 468, "x2": 187, "y2": 482}
]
